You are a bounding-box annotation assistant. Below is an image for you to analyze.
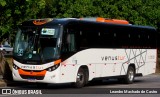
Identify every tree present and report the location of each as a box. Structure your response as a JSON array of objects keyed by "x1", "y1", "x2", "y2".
[
  {"x1": 0, "y1": 0, "x2": 46, "y2": 44},
  {"x1": 1, "y1": 0, "x2": 160, "y2": 44}
]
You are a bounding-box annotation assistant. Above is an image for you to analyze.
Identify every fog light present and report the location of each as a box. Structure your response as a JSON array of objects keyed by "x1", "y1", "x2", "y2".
[
  {"x1": 52, "y1": 67, "x2": 56, "y2": 70},
  {"x1": 13, "y1": 64, "x2": 19, "y2": 70},
  {"x1": 46, "y1": 64, "x2": 60, "y2": 72},
  {"x1": 48, "y1": 68, "x2": 52, "y2": 72}
]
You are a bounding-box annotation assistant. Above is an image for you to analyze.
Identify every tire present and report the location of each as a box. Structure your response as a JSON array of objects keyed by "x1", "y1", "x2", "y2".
[
  {"x1": 73, "y1": 68, "x2": 86, "y2": 88},
  {"x1": 125, "y1": 66, "x2": 135, "y2": 84}
]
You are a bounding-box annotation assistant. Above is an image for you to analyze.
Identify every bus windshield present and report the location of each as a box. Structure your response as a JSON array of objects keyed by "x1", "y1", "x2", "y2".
[{"x1": 13, "y1": 27, "x2": 60, "y2": 64}]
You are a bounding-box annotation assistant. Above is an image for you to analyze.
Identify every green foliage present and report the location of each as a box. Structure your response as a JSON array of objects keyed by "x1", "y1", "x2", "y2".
[
  {"x1": 0, "y1": 0, "x2": 46, "y2": 40},
  {"x1": 0, "y1": 0, "x2": 6, "y2": 6},
  {"x1": 1, "y1": 0, "x2": 160, "y2": 43}
]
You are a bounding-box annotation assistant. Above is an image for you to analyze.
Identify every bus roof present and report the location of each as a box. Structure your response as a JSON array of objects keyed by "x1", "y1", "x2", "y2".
[{"x1": 21, "y1": 18, "x2": 156, "y2": 31}]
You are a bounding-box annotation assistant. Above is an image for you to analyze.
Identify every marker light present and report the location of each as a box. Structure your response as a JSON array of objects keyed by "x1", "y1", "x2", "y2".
[
  {"x1": 46, "y1": 64, "x2": 60, "y2": 72},
  {"x1": 13, "y1": 64, "x2": 19, "y2": 70}
]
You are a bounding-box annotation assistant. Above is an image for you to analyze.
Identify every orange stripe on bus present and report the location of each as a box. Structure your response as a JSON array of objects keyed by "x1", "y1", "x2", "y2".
[
  {"x1": 96, "y1": 17, "x2": 129, "y2": 24},
  {"x1": 54, "y1": 59, "x2": 61, "y2": 65},
  {"x1": 33, "y1": 20, "x2": 47, "y2": 25},
  {"x1": 18, "y1": 69, "x2": 46, "y2": 76}
]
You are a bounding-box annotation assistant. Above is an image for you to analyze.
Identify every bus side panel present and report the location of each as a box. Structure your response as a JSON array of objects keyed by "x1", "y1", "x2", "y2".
[
  {"x1": 59, "y1": 48, "x2": 156, "y2": 83},
  {"x1": 60, "y1": 53, "x2": 96, "y2": 82},
  {"x1": 60, "y1": 63, "x2": 77, "y2": 83},
  {"x1": 95, "y1": 63, "x2": 103, "y2": 77},
  {"x1": 144, "y1": 49, "x2": 157, "y2": 75},
  {"x1": 121, "y1": 49, "x2": 147, "y2": 75},
  {"x1": 67, "y1": 49, "x2": 128, "y2": 80}
]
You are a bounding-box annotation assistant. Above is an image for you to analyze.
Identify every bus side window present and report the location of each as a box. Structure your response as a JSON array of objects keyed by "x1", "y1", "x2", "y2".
[
  {"x1": 112, "y1": 32, "x2": 117, "y2": 47},
  {"x1": 62, "y1": 34, "x2": 76, "y2": 52},
  {"x1": 148, "y1": 32, "x2": 156, "y2": 48},
  {"x1": 80, "y1": 38, "x2": 88, "y2": 49},
  {"x1": 78, "y1": 31, "x2": 89, "y2": 50},
  {"x1": 67, "y1": 34, "x2": 76, "y2": 52}
]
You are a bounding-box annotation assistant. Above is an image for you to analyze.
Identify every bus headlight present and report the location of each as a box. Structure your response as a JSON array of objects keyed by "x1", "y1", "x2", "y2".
[
  {"x1": 46, "y1": 64, "x2": 60, "y2": 72},
  {"x1": 13, "y1": 64, "x2": 19, "y2": 70}
]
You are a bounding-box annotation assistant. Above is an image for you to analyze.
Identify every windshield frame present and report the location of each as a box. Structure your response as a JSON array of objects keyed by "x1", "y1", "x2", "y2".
[{"x1": 13, "y1": 26, "x2": 62, "y2": 64}]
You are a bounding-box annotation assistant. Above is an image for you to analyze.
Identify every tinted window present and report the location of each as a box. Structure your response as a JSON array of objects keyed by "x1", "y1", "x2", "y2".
[{"x1": 4, "y1": 45, "x2": 10, "y2": 47}]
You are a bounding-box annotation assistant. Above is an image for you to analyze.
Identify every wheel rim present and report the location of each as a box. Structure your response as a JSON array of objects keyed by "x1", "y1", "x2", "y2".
[
  {"x1": 128, "y1": 70, "x2": 134, "y2": 81},
  {"x1": 76, "y1": 72, "x2": 84, "y2": 84}
]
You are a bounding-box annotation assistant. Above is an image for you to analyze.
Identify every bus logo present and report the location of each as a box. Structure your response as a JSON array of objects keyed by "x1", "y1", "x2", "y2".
[{"x1": 101, "y1": 56, "x2": 125, "y2": 61}]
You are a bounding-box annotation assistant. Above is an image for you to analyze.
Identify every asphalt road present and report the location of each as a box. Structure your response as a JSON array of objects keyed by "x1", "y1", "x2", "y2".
[{"x1": 0, "y1": 74, "x2": 160, "y2": 97}]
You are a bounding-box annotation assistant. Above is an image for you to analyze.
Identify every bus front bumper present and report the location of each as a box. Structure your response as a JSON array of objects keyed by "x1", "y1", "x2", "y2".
[{"x1": 12, "y1": 68, "x2": 61, "y2": 83}]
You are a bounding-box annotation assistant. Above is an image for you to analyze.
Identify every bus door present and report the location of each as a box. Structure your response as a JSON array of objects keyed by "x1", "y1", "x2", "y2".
[{"x1": 60, "y1": 29, "x2": 77, "y2": 82}]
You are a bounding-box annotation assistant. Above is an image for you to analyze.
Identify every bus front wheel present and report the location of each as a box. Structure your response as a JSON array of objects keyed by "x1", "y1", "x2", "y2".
[{"x1": 73, "y1": 68, "x2": 86, "y2": 88}]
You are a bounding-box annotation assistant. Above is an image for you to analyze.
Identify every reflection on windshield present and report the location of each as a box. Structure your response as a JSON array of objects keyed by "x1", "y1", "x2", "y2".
[{"x1": 13, "y1": 27, "x2": 60, "y2": 64}]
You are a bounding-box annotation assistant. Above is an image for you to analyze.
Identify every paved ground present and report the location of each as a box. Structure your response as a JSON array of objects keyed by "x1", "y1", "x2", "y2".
[
  {"x1": 0, "y1": 74, "x2": 160, "y2": 89},
  {"x1": 0, "y1": 74, "x2": 160, "y2": 97}
]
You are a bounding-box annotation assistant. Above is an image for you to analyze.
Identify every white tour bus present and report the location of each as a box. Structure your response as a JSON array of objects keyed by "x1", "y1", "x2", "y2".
[{"x1": 12, "y1": 18, "x2": 158, "y2": 88}]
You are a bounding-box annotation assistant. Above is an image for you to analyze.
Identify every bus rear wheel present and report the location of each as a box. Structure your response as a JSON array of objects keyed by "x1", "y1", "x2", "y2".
[
  {"x1": 125, "y1": 66, "x2": 135, "y2": 84},
  {"x1": 73, "y1": 68, "x2": 86, "y2": 88}
]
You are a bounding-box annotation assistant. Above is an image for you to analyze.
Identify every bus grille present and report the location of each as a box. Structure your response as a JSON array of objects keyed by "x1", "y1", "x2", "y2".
[{"x1": 20, "y1": 75, "x2": 44, "y2": 80}]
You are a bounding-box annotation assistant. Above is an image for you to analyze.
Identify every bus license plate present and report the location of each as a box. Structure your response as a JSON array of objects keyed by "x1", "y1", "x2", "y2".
[{"x1": 27, "y1": 78, "x2": 36, "y2": 82}]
